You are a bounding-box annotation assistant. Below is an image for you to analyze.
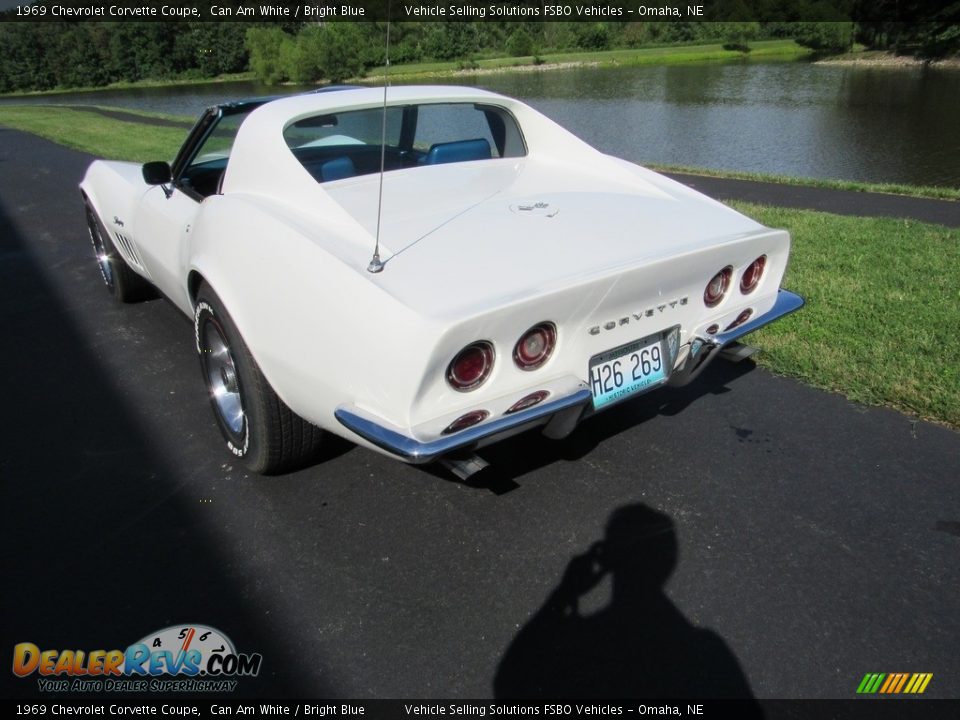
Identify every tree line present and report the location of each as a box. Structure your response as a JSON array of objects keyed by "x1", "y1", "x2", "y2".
[{"x1": 0, "y1": 16, "x2": 957, "y2": 94}]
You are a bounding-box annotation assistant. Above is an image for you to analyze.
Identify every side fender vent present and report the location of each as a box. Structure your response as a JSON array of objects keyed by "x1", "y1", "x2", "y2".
[{"x1": 114, "y1": 232, "x2": 144, "y2": 269}]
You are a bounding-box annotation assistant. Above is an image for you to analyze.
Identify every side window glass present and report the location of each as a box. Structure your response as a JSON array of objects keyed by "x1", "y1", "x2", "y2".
[
  {"x1": 181, "y1": 112, "x2": 247, "y2": 198},
  {"x1": 284, "y1": 107, "x2": 403, "y2": 149}
]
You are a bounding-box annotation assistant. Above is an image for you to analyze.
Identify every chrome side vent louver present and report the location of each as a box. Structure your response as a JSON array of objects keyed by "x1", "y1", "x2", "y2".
[{"x1": 114, "y1": 232, "x2": 144, "y2": 269}]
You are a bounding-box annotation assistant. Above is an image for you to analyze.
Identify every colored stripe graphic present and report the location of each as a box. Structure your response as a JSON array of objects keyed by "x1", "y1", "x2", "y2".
[
  {"x1": 879, "y1": 674, "x2": 896, "y2": 693},
  {"x1": 893, "y1": 673, "x2": 909, "y2": 693},
  {"x1": 857, "y1": 673, "x2": 933, "y2": 694}
]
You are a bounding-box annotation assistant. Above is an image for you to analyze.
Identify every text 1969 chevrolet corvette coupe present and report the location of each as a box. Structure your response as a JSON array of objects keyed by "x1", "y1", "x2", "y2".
[{"x1": 80, "y1": 85, "x2": 803, "y2": 474}]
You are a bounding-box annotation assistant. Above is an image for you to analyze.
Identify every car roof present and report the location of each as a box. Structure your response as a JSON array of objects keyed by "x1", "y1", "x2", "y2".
[{"x1": 215, "y1": 85, "x2": 366, "y2": 115}]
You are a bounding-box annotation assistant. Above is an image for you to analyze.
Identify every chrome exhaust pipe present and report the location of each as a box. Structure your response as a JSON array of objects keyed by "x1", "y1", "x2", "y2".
[{"x1": 439, "y1": 453, "x2": 490, "y2": 480}]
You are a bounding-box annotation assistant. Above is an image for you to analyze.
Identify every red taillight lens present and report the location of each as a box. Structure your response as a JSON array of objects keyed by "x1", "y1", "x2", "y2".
[
  {"x1": 447, "y1": 342, "x2": 494, "y2": 391},
  {"x1": 505, "y1": 390, "x2": 550, "y2": 414},
  {"x1": 514, "y1": 322, "x2": 557, "y2": 370},
  {"x1": 704, "y1": 267, "x2": 732, "y2": 307},
  {"x1": 706, "y1": 324, "x2": 719, "y2": 335},
  {"x1": 740, "y1": 255, "x2": 766, "y2": 294},
  {"x1": 725, "y1": 309, "x2": 753, "y2": 331},
  {"x1": 442, "y1": 410, "x2": 489, "y2": 435}
]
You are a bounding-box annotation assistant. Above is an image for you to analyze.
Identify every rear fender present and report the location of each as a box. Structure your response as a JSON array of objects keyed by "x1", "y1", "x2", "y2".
[{"x1": 186, "y1": 195, "x2": 439, "y2": 434}]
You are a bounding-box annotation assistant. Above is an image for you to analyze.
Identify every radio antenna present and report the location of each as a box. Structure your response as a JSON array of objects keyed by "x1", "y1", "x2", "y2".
[{"x1": 367, "y1": 9, "x2": 392, "y2": 274}]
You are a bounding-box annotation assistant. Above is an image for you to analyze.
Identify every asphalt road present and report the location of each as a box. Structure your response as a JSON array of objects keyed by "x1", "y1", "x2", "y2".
[
  {"x1": 1, "y1": 129, "x2": 958, "y2": 702},
  {"x1": 661, "y1": 172, "x2": 960, "y2": 228}
]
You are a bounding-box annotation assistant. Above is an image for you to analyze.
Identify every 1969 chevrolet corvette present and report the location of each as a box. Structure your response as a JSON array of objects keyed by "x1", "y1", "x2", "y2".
[{"x1": 80, "y1": 85, "x2": 803, "y2": 474}]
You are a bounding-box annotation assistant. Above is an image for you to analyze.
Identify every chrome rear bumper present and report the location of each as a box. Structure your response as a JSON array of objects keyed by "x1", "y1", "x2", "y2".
[
  {"x1": 336, "y1": 288, "x2": 804, "y2": 462},
  {"x1": 335, "y1": 388, "x2": 593, "y2": 464},
  {"x1": 669, "y1": 289, "x2": 805, "y2": 387}
]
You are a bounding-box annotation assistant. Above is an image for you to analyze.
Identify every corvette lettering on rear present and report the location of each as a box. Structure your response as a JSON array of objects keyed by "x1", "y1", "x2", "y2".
[{"x1": 588, "y1": 297, "x2": 688, "y2": 335}]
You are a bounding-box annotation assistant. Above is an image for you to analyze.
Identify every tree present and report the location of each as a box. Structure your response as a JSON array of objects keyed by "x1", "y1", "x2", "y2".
[
  {"x1": 314, "y1": 23, "x2": 367, "y2": 82},
  {"x1": 245, "y1": 26, "x2": 289, "y2": 84},
  {"x1": 794, "y1": 22, "x2": 854, "y2": 52},
  {"x1": 576, "y1": 23, "x2": 610, "y2": 50},
  {"x1": 721, "y1": 22, "x2": 761, "y2": 51},
  {"x1": 506, "y1": 27, "x2": 535, "y2": 58}
]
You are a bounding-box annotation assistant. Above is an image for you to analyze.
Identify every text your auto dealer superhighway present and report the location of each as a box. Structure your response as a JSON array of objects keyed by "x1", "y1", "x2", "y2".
[{"x1": 46, "y1": 4, "x2": 201, "y2": 17}]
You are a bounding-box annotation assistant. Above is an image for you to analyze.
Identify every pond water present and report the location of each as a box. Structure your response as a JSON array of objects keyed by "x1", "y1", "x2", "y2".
[{"x1": 5, "y1": 61, "x2": 959, "y2": 188}]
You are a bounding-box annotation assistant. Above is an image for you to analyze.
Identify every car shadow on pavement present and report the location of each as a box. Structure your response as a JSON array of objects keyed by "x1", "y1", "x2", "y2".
[
  {"x1": 0, "y1": 197, "x2": 326, "y2": 698},
  {"x1": 427, "y1": 359, "x2": 757, "y2": 492},
  {"x1": 494, "y1": 503, "x2": 763, "y2": 709}
]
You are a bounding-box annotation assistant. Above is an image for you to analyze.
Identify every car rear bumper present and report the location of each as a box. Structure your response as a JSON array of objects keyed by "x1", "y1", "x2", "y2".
[
  {"x1": 336, "y1": 288, "x2": 804, "y2": 463},
  {"x1": 335, "y1": 388, "x2": 593, "y2": 464},
  {"x1": 669, "y1": 288, "x2": 805, "y2": 387}
]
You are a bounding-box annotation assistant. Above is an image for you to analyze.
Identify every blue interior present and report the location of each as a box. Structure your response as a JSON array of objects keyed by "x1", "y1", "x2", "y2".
[
  {"x1": 319, "y1": 157, "x2": 356, "y2": 182},
  {"x1": 421, "y1": 139, "x2": 492, "y2": 166}
]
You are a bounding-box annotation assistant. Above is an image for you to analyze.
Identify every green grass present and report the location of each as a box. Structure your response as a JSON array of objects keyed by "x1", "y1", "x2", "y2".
[
  {"x1": 0, "y1": 41, "x2": 808, "y2": 98},
  {"x1": 652, "y1": 166, "x2": 960, "y2": 202},
  {"x1": 731, "y1": 202, "x2": 960, "y2": 428},
  {"x1": 0, "y1": 72, "x2": 255, "y2": 98},
  {"x1": 72, "y1": 104, "x2": 194, "y2": 124},
  {"x1": 370, "y1": 40, "x2": 812, "y2": 78},
  {"x1": 1, "y1": 105, "x2": 956, "y2": 427},
  {"x1": 0, "y1": 105, "x2": 186, "y2": 162}
]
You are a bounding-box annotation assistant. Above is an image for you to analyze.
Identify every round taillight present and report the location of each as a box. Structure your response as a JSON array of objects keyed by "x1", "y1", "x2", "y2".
[
  {"x1": 447, "y1": 342, "x2": 494, "y2": 391},
  {"x1": 514, "y1": 322, "x2": 557, "y2": 370},
  {"x1": 706, "y1": 324, "x2": 720, "y2": 335},
  {"x1": 505, "y1": 390, "x2": 550, "y2": 415},
  {"x1": 704, "y1": 267, "x2": 732, "y2": 307},
  {"x1": 442, "y1": 410, "x2": 489, "y2": 435},
  {"x1": 740, "y1": 255, "x2": 766, "y2": 294},
  {"x1": 725, "y1": 309, "x2": 753, "y2": 331}
]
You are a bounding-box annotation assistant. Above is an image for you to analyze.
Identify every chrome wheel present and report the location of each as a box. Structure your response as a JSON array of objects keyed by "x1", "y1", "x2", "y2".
[
  {"x1": 86, "y1": 207, "x2": 114, "y2": 290},
  {"x1": 200, "y1": 318, "x2": 245, "y2": 440},
  {"x1": 194, "y1": 284, "x2": 325, "y2": 473}
]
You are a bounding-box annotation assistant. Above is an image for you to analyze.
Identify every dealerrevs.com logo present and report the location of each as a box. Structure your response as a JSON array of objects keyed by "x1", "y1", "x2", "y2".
[{"x1": 12, "y1": 625, "x2": 262, "y2": 693}]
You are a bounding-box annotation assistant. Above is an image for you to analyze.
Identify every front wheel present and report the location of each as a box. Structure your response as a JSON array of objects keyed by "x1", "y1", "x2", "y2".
[
  {"x1": 84, "y1": 202, "x2": 155, "y2": 303},
  {"x1": 194, "y1": 284, "x2": 325, "y2": 474}
]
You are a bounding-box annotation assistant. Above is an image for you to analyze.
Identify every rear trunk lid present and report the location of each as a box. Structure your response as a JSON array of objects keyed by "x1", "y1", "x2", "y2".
[{"x1": 323, "y1": 156, "x2": 766, "y2": 319}]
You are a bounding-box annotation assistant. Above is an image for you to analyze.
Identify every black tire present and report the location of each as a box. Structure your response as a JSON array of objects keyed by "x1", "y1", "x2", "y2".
[
  {"x1": 84, "y1": 202, "x2": 155, "y2": 303},
  {"x1": 194, "y1": 283, "x2": 325, "y2": 474}
]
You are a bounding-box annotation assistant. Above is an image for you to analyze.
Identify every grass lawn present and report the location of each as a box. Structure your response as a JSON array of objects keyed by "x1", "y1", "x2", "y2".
[
  {"x1": 1, "y1": 107, "x2": 956, "y2": 428},
  {"x1": 0, "y1": 41, "x2": 808, "y2": 99},
  {"x1": 654, "y1": 166, "x2": 960, "y2": 202},
  {"x1": 371, "y1": 40, "x2": 810, "y2": 77},
  {"x1": 0, "y1": 105, "x2": 187, "y2": 162},
  {"x1": 0, "y1": 72, "x2": 255, "y2": 98},
  {"x1": 732, "y1": 202, "x2": 959, "y2": 428}
]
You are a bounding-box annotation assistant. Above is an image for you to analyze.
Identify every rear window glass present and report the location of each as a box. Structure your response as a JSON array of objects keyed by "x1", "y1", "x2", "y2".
[{"x1": 283, "y1": 102, "x2": 526, "y2": 183}]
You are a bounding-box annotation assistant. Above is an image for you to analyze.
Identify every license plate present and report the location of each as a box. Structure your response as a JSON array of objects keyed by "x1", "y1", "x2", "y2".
[{"x1": 589, "y1": 332, "x2": 668, "y2": 410}]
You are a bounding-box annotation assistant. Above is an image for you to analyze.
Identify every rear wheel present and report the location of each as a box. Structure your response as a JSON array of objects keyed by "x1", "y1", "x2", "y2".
[
  {"x1": 84, "y1": 202, "x2": 155, "y2": 303},
  {"x1": 194, "y1": 283, "x2": 325, "y2": 474}
]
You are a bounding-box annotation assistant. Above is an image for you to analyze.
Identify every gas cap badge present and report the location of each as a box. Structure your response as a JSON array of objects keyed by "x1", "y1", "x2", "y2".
[{"x1": 510, "y1": 200, "x2": 559, "y2": 217}]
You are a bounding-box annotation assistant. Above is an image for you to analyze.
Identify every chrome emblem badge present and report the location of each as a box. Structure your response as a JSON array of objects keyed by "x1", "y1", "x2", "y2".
[
  {"x1": 509, "y1": 200, "x2": 558, "y2": 217},
  {"x1": 588, "y1": 297, "x2": 688, "y2": 335}
]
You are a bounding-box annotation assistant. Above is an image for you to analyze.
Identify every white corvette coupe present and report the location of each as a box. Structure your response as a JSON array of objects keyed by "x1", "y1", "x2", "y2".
[{"x1": 80, "y1": 85, "x2": 803, "y2": 474}]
